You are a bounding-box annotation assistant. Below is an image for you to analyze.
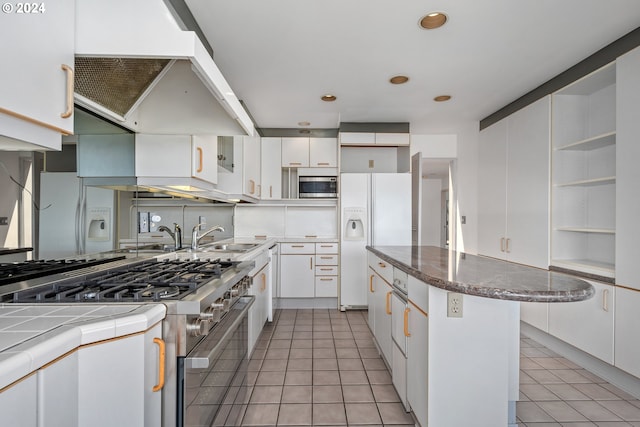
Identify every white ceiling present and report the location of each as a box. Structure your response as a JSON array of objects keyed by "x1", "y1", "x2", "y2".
[{"x1": 184, "y1": 0, "x2": 640, "y2": 132}]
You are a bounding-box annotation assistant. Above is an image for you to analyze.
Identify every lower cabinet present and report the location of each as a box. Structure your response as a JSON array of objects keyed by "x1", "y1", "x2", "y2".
[
  {"x1": 407, "y1": 295, "x2": 428, "y2": 427},
  {"x1": 390, "y1": 292, "x2": 409, "y2": 410},
  {"x1": 614, "y1": 286, "x2": 640, "y2": 378},
  {"x1": 280, "y1": 242, "x2": 339, "y2": 299},
  {"x1": 78, "y1": 323, "x2": 163, "y2": 427},
  {"x1": 0, "y1": 374, "x2": 37, "y2": 426},
  {"x1": 373, "y1": 273, "x2": 393, "y2": 365},
  {"x1": 39, "y1": 351, "x2": 79, "y2": 426},
  {"x1": 548, "y1": 279, "x2": 615, "y2": 364},
  {"x1": 280, "y1": 254, "x2": 315, "y2": 297},
  {"x1": 248, "y1": 263, "x2": 270, "y2": 355}
]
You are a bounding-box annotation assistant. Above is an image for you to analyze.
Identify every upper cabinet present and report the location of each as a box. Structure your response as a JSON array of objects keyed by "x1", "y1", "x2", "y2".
[
  {"x1": 261, "y1": 137, "x2": 282, "y2": 200},
  {"x1": 281, "y1": 137, "x2": 337, "y2": 168},
  {"x1": 339, "y1": 132, "x2": 410, "y2": 146},
  {"x1": 615, "y1": 46, "x2": 640, "y2": 290},
  {"x1": 551, "y1": 63, "x2": 616, "y2": 278},
  {"x1": 216, "y1": 136, "x2": 261, "y2": 201},
  {"x1": 0, "y1": 0, "x2": 75, "y2": 150},
  {"x1": 478, "y1": 96, "x2": 551, "y2": 269},
  {"x1": 243, "y1": 135, "x2": 261, "y2": 198},
  {"x1": 135, "y1": 134, "x2": 217, "y2": 185}
]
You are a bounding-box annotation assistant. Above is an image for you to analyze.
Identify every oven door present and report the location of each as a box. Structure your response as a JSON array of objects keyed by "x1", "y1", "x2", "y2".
[{"x1": 177, "y1": 295, "x2": 254, "y2": 427}]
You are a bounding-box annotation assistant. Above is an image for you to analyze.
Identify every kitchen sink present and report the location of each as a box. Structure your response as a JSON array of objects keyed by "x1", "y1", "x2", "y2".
[{"x1": 201, "y1": 243, "x2": 260, "y2": 252}]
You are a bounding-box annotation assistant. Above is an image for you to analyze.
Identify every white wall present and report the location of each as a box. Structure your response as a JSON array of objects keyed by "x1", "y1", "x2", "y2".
[
  {"x1": 0, "y1": 152, "x2": 22, "y2": 247},
  {"x1": 421, "y1": 178, "x2": 443, "y2": 246}
]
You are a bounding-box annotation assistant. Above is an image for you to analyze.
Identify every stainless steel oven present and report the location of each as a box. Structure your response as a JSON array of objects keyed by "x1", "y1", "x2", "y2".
[
  {"x1": 299, "y1": 176, "x2": 338, "y2": 198},
  {"x1": 177, "y1": 295, "x2": 254, "y2": 427}
]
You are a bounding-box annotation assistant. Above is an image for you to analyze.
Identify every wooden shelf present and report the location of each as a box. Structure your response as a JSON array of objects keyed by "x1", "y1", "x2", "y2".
[
  {"x1": 551, "y1": 259, "x2": 615, "y2": 278},
  {"x1": 555, "y1": 131, "x2": 616, "y2": 151},
  {"x1": 555, "y1": 227, "x2": 615, "y2": 234},
  {"x1": 555, "y1": 176, "x2": 616, "y2": 187}
]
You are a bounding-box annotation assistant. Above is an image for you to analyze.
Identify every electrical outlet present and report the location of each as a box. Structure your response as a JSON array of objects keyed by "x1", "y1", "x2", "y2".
[
  {"x1": 447, "y1": 292, "x2": 463, "y2": 318},
  {"x1": 198, "y1": 215, "x2": 207, "y2": 230}
]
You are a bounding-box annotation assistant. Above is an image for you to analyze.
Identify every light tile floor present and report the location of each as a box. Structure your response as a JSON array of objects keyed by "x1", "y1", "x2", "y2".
[{"x1": 231, "y1": 309, "x2": 640, "y2": 426}]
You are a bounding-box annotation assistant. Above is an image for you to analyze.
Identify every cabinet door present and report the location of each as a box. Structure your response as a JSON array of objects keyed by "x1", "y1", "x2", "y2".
[
  {"x1": 280, "y1": 254, "x2": 315, "y2": 297},
  {"x1": 548, "y1": 280, "x2": 614, "y2": 363},
  {"x1": 281, "y1": 137, "x2": 310, "y2": 167},
  {"x1": 38, "y1": 352, "x2": 79, "y2": 426},
  {"x1": 192, "y1": 135, "x2": 218, "y2": 184},
  {"x1": 1, "y1": 0, "x2": 75, "y2": 141},
  {"x1": 309, "y1": 138, "x2": 337, "y2": 167},
  {"x1": 243, "y1": 135, "x2": 261, "y2": 197},
  {"x1": 506, "y1": 96, "x2": 550, "y2": 269},
  {"x1": 616, "y1": 46, "x2": 640, "y2": 290},
  {"x1": 261, "y1": 137, "x2": 282, "y2": 199},
  {"x1": 367, "y1": 268, "x2": 376, "y2": 331},
  {"x1": 614, "y1": 287, "x2": 640, "y2": 377},
  {"x1": 375, "y1": 133, "x2": 410, "y2": 146},
  {"x1": 0, "y1": 373, "x2": 37, "y2": 426},
  {"x1": 407, "y1": 298, "x2": 428, "y2": 427},
  {"x1": 375, "y1": 277, "x2": 393, "y2": 364},
  {"x1": 136, "y1": 134, "x2": 191, "y2": 177},
  {"x1": 216, "y1": 136, "x2": 244, "y2": 194},
  {"x1": 478, "y1": 119, "x2": 508, "y2": 260},
  {"x1": 339, "y1": 132, "x2": 375, "y2": 145}
]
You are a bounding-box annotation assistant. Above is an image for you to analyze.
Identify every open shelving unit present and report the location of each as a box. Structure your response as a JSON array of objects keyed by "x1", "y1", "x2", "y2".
[{"x1": 551, "y1": 62, "x2": 616, "y2": 278}]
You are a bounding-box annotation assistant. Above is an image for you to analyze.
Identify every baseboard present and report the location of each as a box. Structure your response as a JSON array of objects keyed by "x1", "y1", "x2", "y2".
[
  {"x1": 273, "y1": 297, "x2": 338, "y2": 309},
  {"x1": 521, "y1": 322, "x2": 640, "y2": 399}
]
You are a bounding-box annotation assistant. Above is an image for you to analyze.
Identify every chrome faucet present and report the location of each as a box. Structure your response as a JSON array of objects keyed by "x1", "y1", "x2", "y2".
[
  {"x1": 191, "y1": 224, "x2": 225, "y2": 250},
  {"x1": 158, "y1": 223, "x2": 182, "y2": 249}
]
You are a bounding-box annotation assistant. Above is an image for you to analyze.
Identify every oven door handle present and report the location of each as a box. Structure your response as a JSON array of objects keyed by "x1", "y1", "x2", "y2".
[{"x1": 185, "y1": 295, "x2": 255, "y2": 369}]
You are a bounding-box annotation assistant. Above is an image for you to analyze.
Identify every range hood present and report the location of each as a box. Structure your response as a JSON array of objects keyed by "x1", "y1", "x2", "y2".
[{"x1": 74, "y1": 0, "x2": 255, "y2": 137}]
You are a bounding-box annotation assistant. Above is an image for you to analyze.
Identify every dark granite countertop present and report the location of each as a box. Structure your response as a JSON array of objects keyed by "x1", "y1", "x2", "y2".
[
  {"x1": 367, "y1": 246, "x2": 595, "y2": 302},
  {"x1": 0, "y1": 247, "x2": 33, "y2": 256}
]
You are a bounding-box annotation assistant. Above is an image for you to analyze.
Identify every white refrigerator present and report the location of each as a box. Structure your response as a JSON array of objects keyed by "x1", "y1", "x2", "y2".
[
  {"x1": 339, "y1": 173, "x2": 411, "y2": 309},
  {"x1": 39, "y1": 172, "x2": 116, "y2": 259}
]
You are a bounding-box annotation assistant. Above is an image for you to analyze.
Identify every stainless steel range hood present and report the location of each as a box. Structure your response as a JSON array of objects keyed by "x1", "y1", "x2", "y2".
[{"x1": 74, "y1": 0, "x2": 255, "y2": 137}]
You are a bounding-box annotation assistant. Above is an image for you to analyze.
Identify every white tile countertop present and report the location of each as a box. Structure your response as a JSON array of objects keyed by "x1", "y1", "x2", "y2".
[{"x1": 0, "y1": 303, "x2": 166, "y2": 390}]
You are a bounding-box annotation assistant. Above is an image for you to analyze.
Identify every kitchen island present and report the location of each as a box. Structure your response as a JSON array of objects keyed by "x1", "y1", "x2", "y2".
[{"x1": 366, "y1": 245, "x2": 594, "y2": 427}]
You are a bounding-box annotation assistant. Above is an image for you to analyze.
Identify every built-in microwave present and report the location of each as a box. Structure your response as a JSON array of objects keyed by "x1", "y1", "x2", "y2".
[{"x1": 299, "y1": 176, "x2": 338, "y2": 198}]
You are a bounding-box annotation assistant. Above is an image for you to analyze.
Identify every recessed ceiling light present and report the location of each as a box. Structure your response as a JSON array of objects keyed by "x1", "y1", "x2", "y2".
[
  {"x1": 434, "y1": 95, "x2": 452, "y2": 102},
  {"x1": 390, "y1": 75, "x2": 409, "y2": 84},
  {"x1": 321, "y1": 94, "x2": 337, "y2": 102},
  {"x1": 298, "y1": 121, "x2": 311, "y2": 126},
  {"x1": 420, "y1": 12, "x2": 447, "y2": 29}
]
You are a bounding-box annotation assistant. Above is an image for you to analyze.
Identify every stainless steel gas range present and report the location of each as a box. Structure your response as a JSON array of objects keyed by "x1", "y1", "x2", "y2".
[{"x1": 0, "y1": 256, "x2": 255, "y2": 427}]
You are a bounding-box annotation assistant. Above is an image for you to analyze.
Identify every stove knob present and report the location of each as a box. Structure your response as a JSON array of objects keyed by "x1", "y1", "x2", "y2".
[
  {"x1": 187, "y1": 318, "x2": 208, "y2": 337},
  {"x1": 230, "y1": 288, "x2": 240, "y2": 297},
  {"x1": 202, "y1": 303, "x2": 223, "y2": 323}
]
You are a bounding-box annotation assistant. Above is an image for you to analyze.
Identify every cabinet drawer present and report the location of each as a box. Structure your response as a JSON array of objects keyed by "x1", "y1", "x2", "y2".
[
  {"x1": 316, "y1": 255, "x2": 338, "y2": 265},
  {"x1": 368, "y1": 252, "x2": 393, "y2": 284},
  {"x1": 281, "y1": 243, "x2": 315, "y2": 254},
  {"x1": 315, "y1": 243, "x2": 338, "y2": 254},
  {"x1": 316, "y1": 266, "x2": 338, "y2": 276},
  {"x1": 315, "y1": 276, "x2": 338, "y2": 297}
]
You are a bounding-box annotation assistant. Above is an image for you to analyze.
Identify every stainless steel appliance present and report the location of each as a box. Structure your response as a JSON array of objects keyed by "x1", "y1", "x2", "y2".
[
  {"x1": 298, "y1": 176, "x2": 338, "y2": 198},
  {"x1": 0, "y1": 257, "x2": 254, "y2": 427},
  {"x1": 0, "y1": 256, "x2": 125, "y2": 286}
]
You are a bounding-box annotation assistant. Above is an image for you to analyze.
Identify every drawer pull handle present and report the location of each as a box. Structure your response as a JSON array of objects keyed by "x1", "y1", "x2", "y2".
[
  {"x1": 500, "y1": 237, "x2": 505, "y2": 252},
  {"x1": 61, "y1": 64, "x2": 74, "y2": 118},
  {"x1": 603, "y1": 289, "x2": 609, "y2": 312},
  {"x1": 270, "y1": 185, "x2": 273, "y2": 198},
  {"x1": 305, "y1": 235, "x2": 318, "y2": 238},
  {"x1": 320, "y1": 278, "x2": 333, "y2": 281},
  {"x1": 505, "y1": 238, "x2": 511, "y2": 253},
  {"x1": 320, "y1": 268, "x2": 332, "y2": 271},
  {"x1": 404, "y1": 308, "x2": 411, "y2": 337},
  {"x1": 320, "y1": 245, "x2": 333, "y2": 248},
  {"x1": 291, "y1": 245, "x2": 304, "y2": 248},
  {"x1": 318, "y1": 162, "x2": 330, "y2": 166},
  {"x1": 289, "y1": 162, "x2": 302, "y2": 166},
  {"x1": 369, "y1": 275, "x2": 374, "y2": 293},
  {"x1": 386, "y1": 291, "x2": 392, "y2": 315},
  {"x1": 152, "y1": 338, "x2": 166, "y2": 392},
  {"x1": 261, "y1": 273, "x2": 267, "y2": 291},
  {"x1": 320, "y1": 256, "x2": 333, "y2": 259},
  {"x1": 379, "y1": 262, "x2": 386, "y2": 268},
  {"x1": 310, "y1": 257, "x2": 313, "y2": 270},
  {"x1": 196, "y1": 147, "x2": 203, "y2": 173}
]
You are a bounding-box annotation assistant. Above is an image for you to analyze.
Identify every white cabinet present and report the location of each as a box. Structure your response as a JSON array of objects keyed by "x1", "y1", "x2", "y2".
[
  {"x1": 339, "y1": 132, "x2": 410, "y2": 146},
  {"x1": 367, "y1": 253, "x2": 393, "y2": 365},
  {"x1": 280, "y1": 243, "x2": 315, "y2": 298},
  {"x1": 248, "y1": 263, "x2": 270, "y2": 355},
  {"x1": 135, "y1": 134, "x2": 218, "y2": 185},
  {"x1": 309, "y1": 138, "x2": 338, "y2": 167},
  {"x1": 391, "y1": 292, "x2": 408, "y2": 409},
  {"x1": 315, "y1": 243, "x2": 338, "y2": 297},
  {"x1": 615, "y1": 46, "x2": 640, "y2": 290},
  {"x1": 614, "y1": 287, "x2": 640, "y2": 377},
  {"x1": 549, "y1": 280, "x2": 614, "y2": 364},
  {"x1": 407, "y1": 276, "x2": 428, "y2": 427},
  {"x1": 261, "y1": 137, "x2": 282, "y2": 199},
  {"x1": 78, "y1": 323, "x2": 163, "y2": 427},
  {"x1": 0, "y1": 0, "x2": 75, "y2": 150},
  {"x1": 281, "y1": 137, "x2": 337, "y2": 168},
  {"x1": 38, "y1": 352, "x2": 79, "y2": 426},
  {"x1": 282, "y1": 137, "x2": 310, "y2": 167},
  {"x1": 0, "y1": 374, "x2": 37, "y2": 426},
  {"x1": 551, "y1": 63, "x2": 616, "y2": 278},
  {"x1": 478, "y1": 96, "x2": 550, "y2": 269},
  {"x1": 243, "y1": 135, "x2": 261, "y2": 198}
]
